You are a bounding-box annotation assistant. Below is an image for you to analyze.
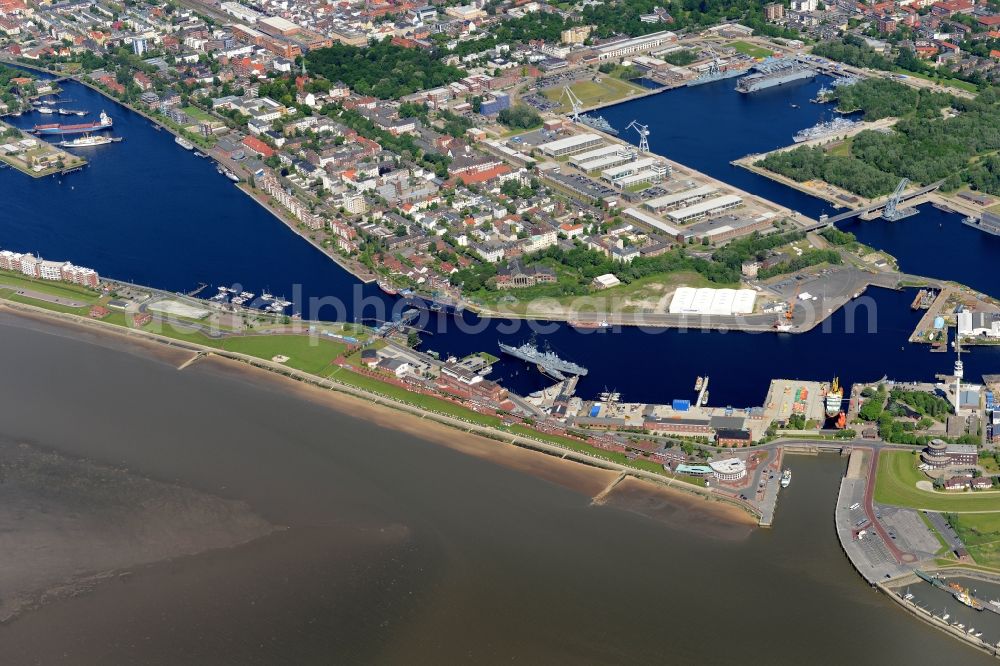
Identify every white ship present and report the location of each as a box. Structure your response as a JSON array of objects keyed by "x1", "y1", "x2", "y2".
[
  {"x1": 175, "y1": 136, "x2": 194, "y2": 150},
  {"x1": 780, "y1": 469, "x2": 791, "y2": 488},
  {"x1": 57, "y1": 134, "x2": 123, "y2": 148},
  {"x1": 793, "y1": 118, "x2": 860, "y2": 143}
]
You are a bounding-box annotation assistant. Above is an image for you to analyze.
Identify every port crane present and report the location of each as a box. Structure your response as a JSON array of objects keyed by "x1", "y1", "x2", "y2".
[
  {"x1": 786, "y1": 285, "x2": 800, "y2": 321},
  {"x1": 881, "y1": 178, "x2": 910, "y2": 221},
  {"x1": 626, "y1": 120, "x2": 650, "y2": 153},
  {"x1": 561, "y1": 86, "x2": 584, "y2": 123}
]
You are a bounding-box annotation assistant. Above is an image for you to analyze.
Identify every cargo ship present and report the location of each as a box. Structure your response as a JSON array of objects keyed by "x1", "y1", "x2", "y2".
[
  {"x1": 825, "y1": 377, "x2": 844, "y2": 419},
  {"x1": 578, "y1": 114, "x2": 619, "y2": 136},
  {"x1": 33, "y1": 111, "x2": 112, "y2": 135},
  {"x1": 735, "y1": 59, "x2": 815, "y2": 94},
  {"x1": 499, "y1": 340, "x2": 588, "y2": 380}
]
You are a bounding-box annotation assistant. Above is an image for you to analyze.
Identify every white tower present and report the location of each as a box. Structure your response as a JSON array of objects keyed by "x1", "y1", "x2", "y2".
[{"x1": 954, "y1": 345, "x2": 964, "y2": 414}]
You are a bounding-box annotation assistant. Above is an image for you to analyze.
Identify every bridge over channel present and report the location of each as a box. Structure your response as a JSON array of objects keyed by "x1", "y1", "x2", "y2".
[{"x1": 800, "y1": 179, "x2": 946, "y2": 232}]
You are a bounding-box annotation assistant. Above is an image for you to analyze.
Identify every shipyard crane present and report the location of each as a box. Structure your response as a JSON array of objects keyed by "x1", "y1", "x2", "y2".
[
  {"x1": 626, "y1": 120, "x2": 650, "y2": 153},
  {"x1": 882, "y1": 178, "x2": 910, "y2": 221},
  {"x1": 561, "y1": 86, "x2": 584, "y2": 123},
  {"x1": 786, "y1": 285, "x2": 800, "y2": 322}
]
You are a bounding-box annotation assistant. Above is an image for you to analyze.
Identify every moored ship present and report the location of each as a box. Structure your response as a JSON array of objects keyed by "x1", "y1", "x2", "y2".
[
  {"x1": 578, "y1": 114, "x2": 619, "y2": 136},
  {"x1": 499, "y1": 340, "x2": 588, "y2": 379},
  {"x1": 793, "y1": 117, "x2": 860, "y2": 143},
  {"x1": 57, "y1": 134, "x2": 123, "y2": 148},
  {"x1": 175, "y1": 136, "x2": 194, "y2": 150},
  {"x1": 33, "y1": 111, "x2": 112, "y2": 135},
  {"x1": 569, "y1": 319, "x2": 611, "y2": 329},
  {"x1": 962, "y1": 213, "x2": 1000, "y2": 237},
  {"x1": 736, "y1": 58, "x2": 815, "y2": 94},
  {"x1": 825, "y1": 377, "x2": 844, "y2": 419},
  {"x1": 780, "y1": 469, "x2": 791, "y2": 488}
]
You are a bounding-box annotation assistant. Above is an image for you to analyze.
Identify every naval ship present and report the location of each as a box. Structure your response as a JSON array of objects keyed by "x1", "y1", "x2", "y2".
[
  {"x1": 736, "y1": 58, "x2": 815, "y2": 94},
  {"x1": 499, "y1": 340, "x2": 588, "y2": 380},
  {"x1": 578, "y1": 114, "x2": 619, "y2": 136}
]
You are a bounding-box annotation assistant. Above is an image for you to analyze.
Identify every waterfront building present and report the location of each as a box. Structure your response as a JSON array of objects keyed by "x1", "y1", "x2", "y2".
[
  {"x1": 920, "y1": 439, "x2": 979, "y2": 468},
  {"x1": 668, "y1": 287, "x2": 756, "y2": 316},
  {"x1": 591, "y1": 30, "x2": 677, "y2": 61},
  {"x1": 709, "y1": 457, "x2": 748, "y2": 480},
  {"x1": 495, "y1": 259, "x2": 556, "y2": 289},
  {"x1": 666, "y1": 195, "x2": 743, "y2": 223},
  {"x1": 538, "y1": 133, "x2": 603, "y2": 157}
]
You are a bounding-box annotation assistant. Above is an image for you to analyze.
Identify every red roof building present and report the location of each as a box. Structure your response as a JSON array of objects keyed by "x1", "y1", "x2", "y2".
[{"x1": 242, "y1": 135, "x2": 275, "y2": 158}]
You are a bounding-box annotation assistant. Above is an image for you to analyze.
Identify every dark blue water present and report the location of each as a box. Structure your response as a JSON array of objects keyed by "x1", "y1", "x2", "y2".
[{"x1": 2, "y1": 75, "x2": 999, "y2": 406}]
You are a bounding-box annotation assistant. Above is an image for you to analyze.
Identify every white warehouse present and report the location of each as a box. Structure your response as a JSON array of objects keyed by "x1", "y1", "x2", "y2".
[{"x1": 668, "y1": 287, "x2": 757, "y2": 316}]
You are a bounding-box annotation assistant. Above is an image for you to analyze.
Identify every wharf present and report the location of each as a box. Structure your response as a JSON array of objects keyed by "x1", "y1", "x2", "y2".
[{"x1": 908, "y1": 287, "x2": 953, "y2": 347}]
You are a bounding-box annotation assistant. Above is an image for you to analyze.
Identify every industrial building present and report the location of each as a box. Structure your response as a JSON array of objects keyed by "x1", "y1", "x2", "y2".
[
  {"x1": 623, "y1": 207, "x2": 683, "y2": 238},
  {"x1": 668, "y1": 287, "x2": 757, "y2": 316},
  {"x1": 600, "y1": 157, "x2": 663, "y2": 183},
  {"x1": 538, "y1": 133, "x2": 603, "y2": 157},
  {"x1": 667, "y1": 194, "x2": 743, "y2": 223},
  {"x1": 644, "y1": 185, "x2": 718, "y2": 211},
  {"x1": 592, "y1": 30, "x2": 678, "y2": 61}
]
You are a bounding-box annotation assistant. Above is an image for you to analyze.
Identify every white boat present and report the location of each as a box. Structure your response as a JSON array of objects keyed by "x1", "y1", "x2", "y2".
[
  {"x1": 36, "y1": 106, "x2": 55, "y2": 114},
  {"x1": 780, "y1": 469, "x2": 792, "y2": 488},
  {"x1": 260, "y1": 291, "x2": 274, "y2": 301},
  {"x1": 175, "y1": 136, "x2": 194, "y2": 150},
  {"x1": 57, "y1": 134, "x2": 123, "y2": 148},
  {"x1": 990, "y1": 599, "x2": 1000, "y2": 608}
]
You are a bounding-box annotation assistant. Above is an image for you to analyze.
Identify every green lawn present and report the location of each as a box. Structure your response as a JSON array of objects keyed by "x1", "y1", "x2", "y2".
[
  {"x1": 729, "y1": 41, "x2": 773, "y2": 58},
  {"x1": 542, "y1": 76, "x2": 645, "y2": 111},
  {"x1": 182, "y1": 105, "x2": 214, "y2": 122},
  {"x1": 218, "y1": 335, "x2": 346, "y2": 374},
  {"x1": 874, "y1": 451, "x2": 1000, "y2": 512},
  {"x1": 949, "y1": 513, "x2": 1000, "y2": 570},
  {"x1": 0, "y1": 270, "x2": 100, "y2": 302}
]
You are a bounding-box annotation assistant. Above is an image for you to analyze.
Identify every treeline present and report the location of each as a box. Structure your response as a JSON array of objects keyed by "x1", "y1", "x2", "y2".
[
  {"x1": 813, "y1": 35, "x2": 985, "y2": 88},
  {"x1": 757, "y1": 250, "x2": 842, "y2": 279},
  {"x1": 306, "y1": 42, "x2": 465, "y2": 99},
  {"x1": 831, "y1": 78, "x2": 951, "y2": 121},
  {"x1": 761, "y1": 77, "x2": 1000, "y2": 196},
  {"x1": 757, "y1": 146, "x2": 899, "y2": 198},
  {"x1": 497, "y1": 105, "x2": 541, "y2": 129},
  {"x1": 890, "y1": 388, "x2": 952, "y2": 421},
  {"x1": 812, "y1": 36, "x2": 896, "y2": 71}
]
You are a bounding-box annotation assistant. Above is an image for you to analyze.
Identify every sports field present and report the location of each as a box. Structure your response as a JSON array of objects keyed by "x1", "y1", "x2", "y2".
[
  {"x1": 729, "y1": 41, "x2": 772, "y2": 58},
  {"x1": 874, "y1": 450, "x2": 1000, "y2": 512},
  {"x1": 949, "y1": 513, "x2": 1000, "y2": 570}
]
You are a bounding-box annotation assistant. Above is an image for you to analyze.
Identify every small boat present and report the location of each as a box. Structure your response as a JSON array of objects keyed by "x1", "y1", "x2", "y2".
[
  {"x1": 694, "y1": 376, "x2": 704, "y2": 391},
  {"x1": 260, "y1": 291, "x2": 274, "y2": 302},
  {"x1": 990, "y1": 599, "x2": 1000, "y2": 608},
  {"x1": 780, "y1": 469, "x2": 792, "y2": 488},
  {"x1": 36, "y1": 106, "x2": 55, "y2": 114},
  {"x1": 193, "y1": 151, "x2": 207, "y2": 158},
  {"x1": 175, "y1": 136, "x2": 194, "y2": 150},
  {"x1": 57, "y1": 108, "x2": 87, "y2": 116},
  {"x1": 700, "y1": 390, "x2": 709, "y2": 406}
]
